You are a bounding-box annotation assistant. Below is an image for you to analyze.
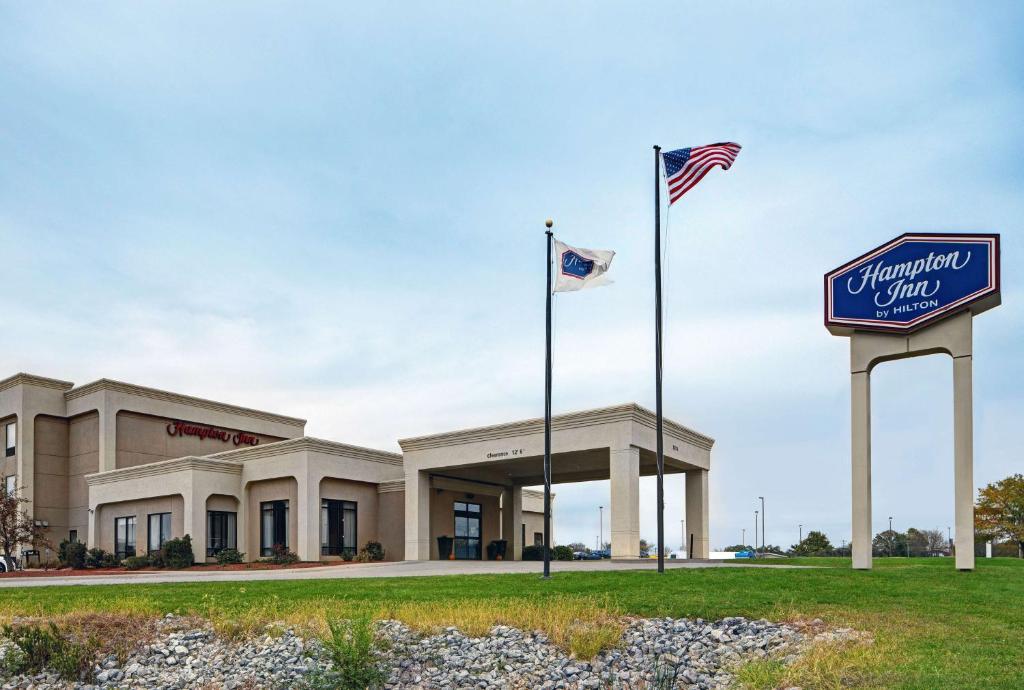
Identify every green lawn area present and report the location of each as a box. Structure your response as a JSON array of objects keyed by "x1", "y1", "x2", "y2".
[{"x1": 1, "y1": 557, "x2": 1021, "y2": 689}]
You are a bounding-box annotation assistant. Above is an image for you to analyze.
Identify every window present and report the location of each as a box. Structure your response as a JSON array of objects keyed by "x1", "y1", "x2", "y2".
[
  {"x1": 3, "y1": 475, "x2": 14, "y2": 495},
  {"x1": 260, "y1": 500, "x2": 288, "y2": 557},
  {"x1": 148, "y1": 513, "x2": 172, "y2": 552},
  {"x1": 68, "y1": 530, "x2": 78, "y2": 543},
  {"x1": 4, "y1": 422, "x2": 14, "y2": 457},
  {"x1": 453, "y1": 501, "x2": 482, "y2": 560},
  {"x1": 320, "y1": 499, "x2": 357, "y2": 556},
  {"x1": 534, "y1": 532, "x2": 544, "y2": 546},
  {"x1": 114, "y1": 516, "x2": 136, "y2": 560},
  {"x1": 207, "y1": 511, "x2": 237, "y2": 557}
]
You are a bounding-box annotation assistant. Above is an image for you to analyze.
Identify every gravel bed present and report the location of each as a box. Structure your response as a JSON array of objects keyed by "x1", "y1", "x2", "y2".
[{"x1": 0, "y1": 613, "x2": 861, "y2": 689}]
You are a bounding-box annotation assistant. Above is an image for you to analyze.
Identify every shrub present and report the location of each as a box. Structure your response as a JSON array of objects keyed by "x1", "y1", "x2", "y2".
[
  {"x1": 267, "y1": 543, "x2": 299, "y2": 565},
  {"x1": 122, "y1": 555, "x2": 149, "y2": 571},
  {"x1": 342, "y1": 549, "x2": 354, "y2": 562},
  {"x1": 148, "y1": 549, "x2": 166, "y2": 569},
  {"x1": 162, "y1": 535, "x2": 195, "y2": 569},
  {"x1": 356, "y1": 541, "x2": 384, "y2": 563},
  {"x1": 553, "y1": 545, "x2": 574, "y2": 561},
  {"x1": 85, "y1": 548, "x2": 112, "y2": 569},
  {"x1": 57, "y1": 540, "x2": 87, "y2": 569},
  {"x1": 522, "y1": 545, "x2": 546, "y2": 561},
  {"x1": 215, "y1": 548, "x2": 245, "y2": 565},
  {"x1": 0, "y1": 622, "x2": 96, "y2": 682},
  {"x1": 303, "y1": 616, "x2": 385, "y2": 690}
]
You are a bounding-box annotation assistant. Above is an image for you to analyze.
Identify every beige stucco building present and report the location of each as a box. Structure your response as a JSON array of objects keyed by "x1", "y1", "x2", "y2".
[{"x1": 1, "y1": 373, "x2": 712, "y2": 564}]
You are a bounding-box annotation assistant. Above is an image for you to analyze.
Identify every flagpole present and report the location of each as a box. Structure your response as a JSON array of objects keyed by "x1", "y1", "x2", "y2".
[
  {"x1": 543, "y1": 218, "x2": 554, "y2": 579},
  {"x1": 653, "y1": 145, "x2": 665, "y2": 574}
]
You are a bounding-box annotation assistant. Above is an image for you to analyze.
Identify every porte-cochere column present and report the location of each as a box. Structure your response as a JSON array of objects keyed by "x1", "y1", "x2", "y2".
[{"x1": 609, "y1": 447, "x2": 640, "y2": 559}]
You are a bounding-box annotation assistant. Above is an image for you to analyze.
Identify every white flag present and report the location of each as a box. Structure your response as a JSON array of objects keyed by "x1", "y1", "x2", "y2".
[{"x1": 552, "y1": 239, "x2": 615, "y2": 293}]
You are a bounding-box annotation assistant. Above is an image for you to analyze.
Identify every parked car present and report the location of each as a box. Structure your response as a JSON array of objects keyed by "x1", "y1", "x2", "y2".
[
  {"x1": 0, "y1": 555, "x2": 19, "y2": 572},
  {"x1": 573, "y1": 550, "x2": 602, "y2": 560}
]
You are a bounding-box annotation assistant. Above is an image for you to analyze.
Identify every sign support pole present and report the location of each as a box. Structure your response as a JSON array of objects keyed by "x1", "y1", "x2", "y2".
[
  {"x1": 653, "y1": 145, "x2": 665, "y2": 574},
  {"x1": 543, "y1": 219, "x2": 553, "y2": 579}
]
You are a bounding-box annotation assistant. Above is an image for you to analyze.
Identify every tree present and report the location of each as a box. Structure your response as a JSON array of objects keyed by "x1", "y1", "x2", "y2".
[
  {"x1": 0, "y1": 484, "x2": 48, "y2": 565},
  {"x1": 872, "y1": 529, "x2": 906, "y2": 557},
  {"x1": 639, "y1": 539, "x2": 652, "y2": 558},
  {"x1": 566, "y1": 542, "x2": 589, "y2": 553},
  {"x1": 922, "y1": 529, "x2": 948, "y2": 554},
  {"x1": 723, "y1": 544, "x2": 754, "y2": 552},
  {"x1": 789, "y1": 530, "x2": 833, "y2": 556},
  {"x1": 975, "y1": 474, "x2": 1024, "y2": 558},
  {"x1": 906, "y1": 528, "x2": 928, "y2": 557}
]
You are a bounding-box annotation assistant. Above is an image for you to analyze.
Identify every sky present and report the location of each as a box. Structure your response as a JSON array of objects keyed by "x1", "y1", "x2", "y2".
[{"x1": 1, "y1": 2, "x2": 1021, "y2": 551}]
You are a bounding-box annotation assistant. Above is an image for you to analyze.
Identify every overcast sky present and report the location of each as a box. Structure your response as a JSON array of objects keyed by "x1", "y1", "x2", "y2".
[{"x1": 2, "y1": 2, "x2": 1020, "y2": 551}]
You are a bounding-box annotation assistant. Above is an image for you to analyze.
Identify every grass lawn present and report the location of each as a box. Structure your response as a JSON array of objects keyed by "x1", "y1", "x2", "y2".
[{"x1": 1, "y1": 557, "x2": 1021, "y2": 689}]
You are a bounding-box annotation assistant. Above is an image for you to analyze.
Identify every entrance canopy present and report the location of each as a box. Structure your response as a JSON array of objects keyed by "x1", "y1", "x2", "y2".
[{"x1": 399, "y1": 403, "x2": 714, "y2": 561}]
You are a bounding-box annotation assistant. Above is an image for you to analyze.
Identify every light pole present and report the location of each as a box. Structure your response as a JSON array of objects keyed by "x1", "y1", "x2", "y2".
[
  {"x1": 680, "y1": 519, "x2": 685, "y2": 557},
  {"x1": 948, "y1": 526, "x2": 953, "y2": 556},
  {"x1": 889, "y1": 516, "x2": 894, "y2": 557},
  {"x1": 742, "y1": 528, "x2": 746, "y2": 549},
  {"x1": 758, "y1": 496, "x2": 765, "y2": 553},
  {"x1": 754, "y1": 510, "x2": 759, "y2": 558},
  {"x1": 599, "y1": 506, "x2": 603, "y2": 553},
  {"x1": 799, "y1": 524, "x2": 803, "y2": 544}
]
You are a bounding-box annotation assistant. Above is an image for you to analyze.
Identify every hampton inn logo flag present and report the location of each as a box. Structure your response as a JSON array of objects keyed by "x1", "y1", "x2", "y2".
[{"x1": 552, "y1": 239, "x2": 615, "y2": 293}]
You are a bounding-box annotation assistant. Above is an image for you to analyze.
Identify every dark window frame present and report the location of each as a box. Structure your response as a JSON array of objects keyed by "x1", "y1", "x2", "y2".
[
  {"x1": 206, "y1": 511, "x2": 237, "y2": 557},
  {"x1": 147, "y1": 512, "x2": 172, "y2": 553},
  {"x1": 453, "y1": 501, "x2": 483, "y2": 560},
  {"x1": 4, "y1": 422, "x2": 14, "y2": 457},
  {"x1": 260, "y1": 500, "x2": 289, "y2": 557},
  {"x1": 68, "y1": 529, "x2": 78, "y2": 543},
  {"x1": 320, "y1": 499, "x2": 358, "y2": 556},
  {"x1": 114, "y1": 516, "x2": 136, "y2": 560}
]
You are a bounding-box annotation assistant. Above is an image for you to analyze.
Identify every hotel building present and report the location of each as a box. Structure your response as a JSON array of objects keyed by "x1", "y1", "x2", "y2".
[{"x1": 1, "y1": 373, "x2": 712, "y2": 564}]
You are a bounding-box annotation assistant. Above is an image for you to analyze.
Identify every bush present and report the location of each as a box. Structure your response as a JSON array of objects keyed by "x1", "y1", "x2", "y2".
[
  {"x1": 162, "y1": 535, "x2": 195, "y2": 569},
  {"x1": 85, "y1": 548, "x2": 114, "y2": 569},
  {"x1": 148, "y1": 549, "x2": 166, "y2": 569},
  {"x1": 553, "y1": 545, "x2": 574, "y2": 561},
  {"x1": 302, "y1": 616, "x2": 385, "y2": 690},
  {"x1": 342, "y1": 549, "x2": 354, "y2": 562},
  {"x1": 122, "y1": 555, "x2": 149, "y2": 570},
  {"x1": 57, "y1": 540, "x2": 87, "y2": 570},
  {"x1": 0, "y1": 623, "x2": 96, "y2": 682},
  {"x1": 266, "y1": 543, "x2": 299, "y2": 565},
  {"x1": 215, "y1": 548, "x2": 245, "y2": 565},
  {"x1": 522, "y1": 545, "x2": 546, "y2": 561},
  {"x1": 356, "y1": 541, "x2": 384, "y2": 563}
]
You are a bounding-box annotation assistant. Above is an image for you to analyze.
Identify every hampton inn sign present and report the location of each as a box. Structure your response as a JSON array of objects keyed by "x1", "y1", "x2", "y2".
[
  {"x1": 166, "y1": 419, "x2": 262, "y2": 446},
  {"x1": 825, "y1": 232, "x2": 1001, "y2": 571},
  {"x1": 826, "y1": 233, "x2": 1000, "y2": 334}
]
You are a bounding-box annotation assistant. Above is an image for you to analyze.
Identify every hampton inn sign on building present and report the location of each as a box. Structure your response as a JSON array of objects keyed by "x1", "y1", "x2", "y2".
[
  {"x1": 825, "y1": 232, "x2": 1001, "y2": 571},
  {"x1": 0, "y1": 375, "x2": 712, "y2": 565}
]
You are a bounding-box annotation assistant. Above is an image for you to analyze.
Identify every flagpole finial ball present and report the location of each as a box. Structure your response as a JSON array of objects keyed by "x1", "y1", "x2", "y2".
[{"x1": 545, "y1": 219, "x2": 553, "y2": 228}]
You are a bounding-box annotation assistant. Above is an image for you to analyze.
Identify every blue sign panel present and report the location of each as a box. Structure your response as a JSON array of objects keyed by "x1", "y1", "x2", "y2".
[
  {"x1": 825, "y1": 233, "x2": 1000, "y2": 334},
  {"x1": 561, "y1": 250, "x2": 595, "y2": 279}
]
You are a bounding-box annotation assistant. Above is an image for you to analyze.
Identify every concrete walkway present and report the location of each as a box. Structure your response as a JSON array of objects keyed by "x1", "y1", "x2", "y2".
[{"x1": 0, "y1": 558, "x2": 802, "y2": 588}]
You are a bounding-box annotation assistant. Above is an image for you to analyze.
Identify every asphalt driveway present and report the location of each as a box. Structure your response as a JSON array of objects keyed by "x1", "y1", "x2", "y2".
[{"x1": 0, "y1": 558, "x2": 803, "y2": 588}]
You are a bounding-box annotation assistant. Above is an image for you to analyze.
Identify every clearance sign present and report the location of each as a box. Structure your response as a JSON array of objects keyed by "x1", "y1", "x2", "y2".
[{"x1": 825, "y1": 233, "x2": 1000, "y2": 334}]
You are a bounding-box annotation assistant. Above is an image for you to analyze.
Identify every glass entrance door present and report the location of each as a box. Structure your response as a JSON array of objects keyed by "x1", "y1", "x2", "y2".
[{"x1": 453, "y1": 501, "x2": 482, "y2": 560}]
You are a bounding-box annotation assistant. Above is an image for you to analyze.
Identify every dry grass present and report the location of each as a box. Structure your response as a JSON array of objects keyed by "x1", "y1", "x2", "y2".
[
  {"x1": 731, "y1": 622, "x2": 895, "y2": 690},
  {"x1": 193, "y1": 590, "x2": 624, "y2": 659},
  {"x1": 0, "y1": 611, "x2": 162, "y2": 665},
  {"x1": 733, "y1": 637, "x2": 892, "y2": 690}
]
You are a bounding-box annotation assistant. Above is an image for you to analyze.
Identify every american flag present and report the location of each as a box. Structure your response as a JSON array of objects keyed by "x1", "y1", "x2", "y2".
[{"x1": 662, "y1": 142, "x2": 741, "y2": 205}]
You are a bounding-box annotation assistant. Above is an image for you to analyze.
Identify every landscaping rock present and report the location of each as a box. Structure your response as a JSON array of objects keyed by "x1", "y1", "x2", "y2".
[{"x1": 0, "y1": 614, "x2": 862, "y2": 689}]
